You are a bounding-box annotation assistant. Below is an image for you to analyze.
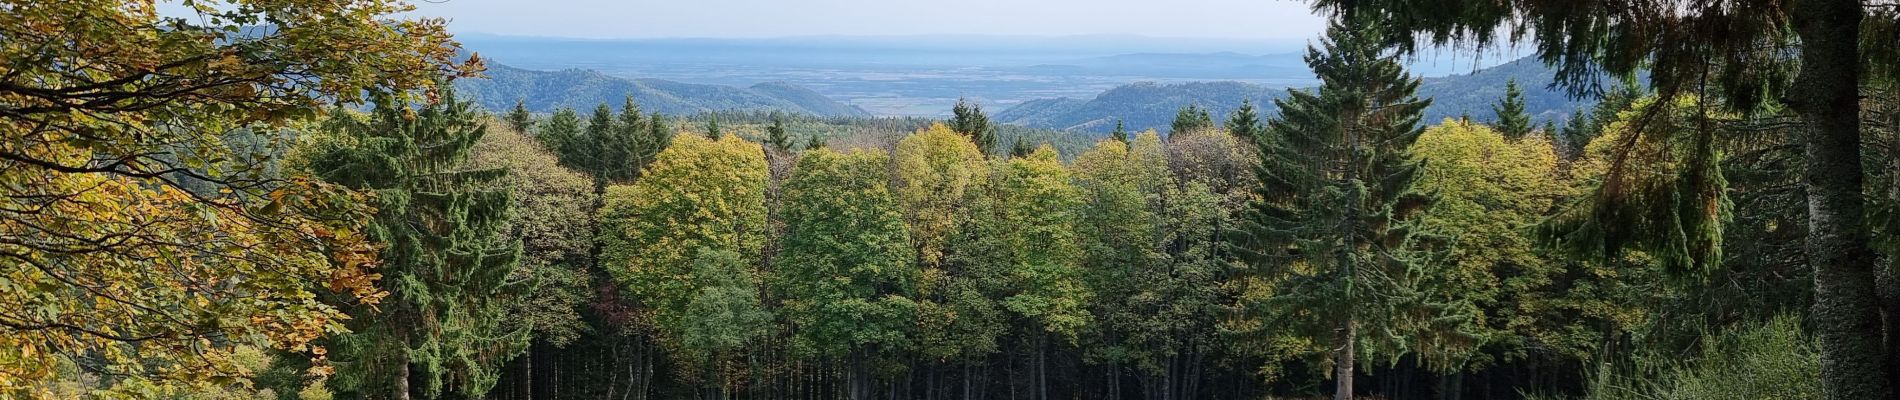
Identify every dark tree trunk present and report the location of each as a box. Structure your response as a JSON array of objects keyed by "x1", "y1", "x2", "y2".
[{"x1": 1790, "y1": 0, "x2": 1893, "y2": 400}]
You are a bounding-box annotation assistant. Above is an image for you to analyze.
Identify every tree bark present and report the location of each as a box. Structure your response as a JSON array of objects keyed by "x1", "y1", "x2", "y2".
[
  {"x1": 1790, "y1": 0, "x2": 1892, "y2": 399},
  {"x1": 395, "y1": 358, "x2": 412, "y2": 400},
  {"x1": 1334, "y1": 319, "x2": 1355, "y2": 400}
]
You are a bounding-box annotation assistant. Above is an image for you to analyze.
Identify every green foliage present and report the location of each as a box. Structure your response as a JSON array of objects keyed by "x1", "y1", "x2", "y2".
[
  {"x1": 466, "y1": 121, "x2": 598, "y2": 347},
  {"x1": 1110, "y1": 119, "x2": 1129, "y2": 143},
  {"x1": 774, "y1": 148, "x2": 918, "y2": 359},
  {"x1": 1541, "y1": 95, "x2": 1731, "y2": 278},
  {"x1": 706, "y1": 116, "x2": 724, "y2": 139},
  {"x1": 1533, "y1": 316, "x2": 1819, "y2": 400},
  {"x1": 677, "y1": 248, "x2": 771, "y2": 360},
  {"x1": 952, "y1": 98, "x2": 999, "y2": 156},
  {"x1": 959, "y1": 146, "x2": 1091, "y2": 341},
  {"x1": 1408, "y1": 119, "x2": 1576, "y2": 369},
  {"x1": 598, "y1": 133, "x2": 769, "y2": 357},
  {"x1": 1170, "y1": 104, "x2": 1214, "y2": 136},
  {"x1": 1493, "y1": 79, "x2": 1534, "y2": 140},
  {"x1": 539, "y1": 107, "x2": 583, "y2": 156},
  {"x1": 304, "y1": 88, "x2": 529, "y2": 399},
  {"x1": 0, "y1": 0, "x2": 465, "y2": 393},
  {"x1": 507, "y1": 100, "x2": 534, "y2": 134},
  {"x1": 895, "y1": 125, "x2": 1001, "y2": 362},
  {"x1": 1230, "y1": 15, "x2": 1433, "y2": 380},
  {"x1": 1226, "y1": 99, "x2": 1264, "y2": 141},
  {"x1": 766, "y1": 113, "x2": 794, "y2": 151}
]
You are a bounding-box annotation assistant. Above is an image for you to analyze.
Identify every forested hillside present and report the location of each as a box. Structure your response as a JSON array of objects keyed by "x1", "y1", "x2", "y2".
[
  {"x1": 10, "y1": 1, "x2": 1900, "y2": 400},
  {"x1": 455, "y1": 62, "x2": 873, "y2": 117},
  {"x1": 996, "y1": 56, "x2": 1595, "y2": 133}
]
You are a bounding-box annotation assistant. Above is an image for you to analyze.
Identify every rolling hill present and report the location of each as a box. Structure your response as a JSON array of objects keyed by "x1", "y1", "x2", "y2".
[
  {"x1": 454, "y1": 63, "x2": 872, "y2": 117},
  {"x1": 995, "y1": 56, "x2": 1603, "y2": 133}
]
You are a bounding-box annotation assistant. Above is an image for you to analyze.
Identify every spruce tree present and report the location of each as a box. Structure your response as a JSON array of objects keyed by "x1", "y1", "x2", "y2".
[
  {"x1": 1170, "y1": 104, "x2": 1214, "y2": 135},
  {"x1": 309, "y1": 87, "x2": 528, "y2": 400},
  {"x1": 1226, "y1": 99, "x2": 1264, "y2": 141},
  {"x1": 1231, "y1": 17, "x2": 1431, "y2": 400},
  {"x1": 506, "y1": 99, "x2": 534, "y2": 134},
  {"x1": 539, "y1": 107, "x2": 582, "y2": 159},
  {"x1": 646, "y1": 112, "x2": 673, "y2": 161},
  {"x1": 1492, "y1": 79, "x2": 1534, "y2": 140},
  {"x1": 705, "y1": 116, "x2": 723, "y2": 139},
  {"x1": 581, "y1": 103, "x2": 636, "y2": 183},
  {"x1": 1008, "y1": 138, "x2": 1032, "y2": 158},
  {"x1": 1328, "y1": 0, "x2": 1892, "y2": 394},
  {"x1": 618, "y1": 96, "x2": 644, "y2": 138},
  {"x1": 1110, "y1": 119, "x2": 1129, "y2": 143},
  {"x1": 950, "y1": 98, "x2": 997, "y2": 156},
  {"x1": 766, "y1": 112, "x2": 793, "y2": 151}
]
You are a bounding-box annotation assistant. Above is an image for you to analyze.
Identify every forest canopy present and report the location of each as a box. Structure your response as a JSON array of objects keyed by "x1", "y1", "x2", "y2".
[{"x1": 6, "y1": 0, "x2": 1898, "y2": 400}]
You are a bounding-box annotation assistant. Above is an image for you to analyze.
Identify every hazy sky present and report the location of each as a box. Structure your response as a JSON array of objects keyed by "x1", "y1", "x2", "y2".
[{"x1": 406, "y1": 0, "x2": 1329, "y2": 39}]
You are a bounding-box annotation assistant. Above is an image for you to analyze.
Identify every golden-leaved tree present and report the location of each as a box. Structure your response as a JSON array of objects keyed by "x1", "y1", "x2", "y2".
[
  {"x1": 597, "y1": 133, "x2": 770, "y2": 394},
  {"x1": 0, "y1": 0, "x2": 475, "y2": 396}
]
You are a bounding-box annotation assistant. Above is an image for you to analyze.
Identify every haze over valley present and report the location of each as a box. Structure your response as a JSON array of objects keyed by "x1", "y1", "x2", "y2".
[{"x1": 456, "y1": 34, "x2": 1533, "y2": 119}]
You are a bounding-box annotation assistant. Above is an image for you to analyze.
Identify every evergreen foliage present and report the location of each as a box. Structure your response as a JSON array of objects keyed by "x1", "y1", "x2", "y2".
[
  {"x1": 1230, "y1": 17, "x2": 1433, "y2": 400},
  {"x1": 766, "y1": 113, "x2": 794, "y2": 151},
  {"x1": 1111, "y1": 119, "x2": 1129, "y2": 143},
  {"x1": 1225, "y1": 99, "x2": 1264, "y2": 141},
  {"x1": 305, "y1": 88, "x2": 529, "y2": 399},
  {"x1": 1492, "y1": 79, "x2": 1534, "y2": 140},
  {"x1": 507, "y1": 99, "x2": 534, "y2": 134},
  {"x1": 951, "y1": 98, "x2": 998, "y2": 156},
  {"x1": 1170, "y1": 104, "x2": 1214, "y2": 135}
]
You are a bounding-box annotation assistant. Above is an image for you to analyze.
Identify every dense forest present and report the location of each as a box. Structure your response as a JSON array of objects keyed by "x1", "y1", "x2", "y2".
[{"x1": 7, "y1": 1, "x2": 1900, "y2": 400}]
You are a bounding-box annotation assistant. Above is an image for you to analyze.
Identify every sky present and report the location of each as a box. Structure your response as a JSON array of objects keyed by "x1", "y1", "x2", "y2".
[{"x1": 405, "y1": 0, "x2": 1330, "y2": 39}]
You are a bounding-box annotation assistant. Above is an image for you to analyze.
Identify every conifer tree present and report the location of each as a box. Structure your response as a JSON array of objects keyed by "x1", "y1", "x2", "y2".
[
  {"x1": 951, "y1": 98, "x2": 997, "y2": 156},
  {"x1": 1009, "y1": 138, "x2": 1033, "y2": 158},
  {"x1": 1171, "y1": 104, "x2": 1214, "y2": 135},
  {"x1": 766, "y1": 113, "x2": 793, "y2": 151},
  {"x1": 539, "y1": 107, "x2": 583, "y2": 158},
  {"x1": 1322, "y1": 0, "x2": 1893, "y2": 394},
  {"x1": 507, "y1": 99, "x2": 534, "y2": 134},
  {"x1": 1110, "y1": 119, "x2": 1129, "y2": 143},
  {"x1": 1226, "y1": 99, "x2": 1264, "y2": 141},
  {"x1": 307, "y1": 88, "x2": 528, "y2": 400},
  {"x1": 705, "y1": 116, "x2": 723, "y2": 139},
  {"x1": 1231, "y1": 17, "x2": 1432, "y2": 400},
  {"x1": 1492, "y1": 79, "x2": 1534, "y2": 140},
  {"x1": 647, "y1": 112, "x2": 674, "y2": 161}
]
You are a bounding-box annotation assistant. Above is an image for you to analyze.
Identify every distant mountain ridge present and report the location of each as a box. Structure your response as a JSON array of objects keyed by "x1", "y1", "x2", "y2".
[
  {"x1": 995, "y1": 56, "x2": 1598, "y2": 133},
  {"x1": 454, "y1": 63, "x2": 872, "y2": 117}
]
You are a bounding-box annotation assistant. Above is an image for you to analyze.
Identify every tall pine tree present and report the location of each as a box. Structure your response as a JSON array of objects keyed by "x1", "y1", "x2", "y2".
[
  {"x1": 1226, "y1": 99, "x2": 1264, "y2": 141},
  {"x1": 506, "y1": 99, "x2": 534, "y2": 135},
  {"x1": 1318, "y1": 0, "x2": 1895, "y2": 395},
  {"x1": 1110, "y1": 119, "x2": 1129, "y2": 143},
  {"x1": 1231, "y1": 16, "x2": 1432, "y2": 400},
  {"x1": 538, "y1": 107, "x2": 582, "y2": 159},
  {"x1": 766, "y1": 112, "x2": 793, "y2": 151},
  {"x1": 1171, "y1": 104, "x2": 1214, "y2": 136},
  {"x1": 951, "y1": 98, "x2": 997, "y2": 156},
  {"x1": 307, "y1": 88, "x2": 528, "y2": 400},
  {"x1": 1492, "y1": 79, "x2": 1534, "y2": 140}
]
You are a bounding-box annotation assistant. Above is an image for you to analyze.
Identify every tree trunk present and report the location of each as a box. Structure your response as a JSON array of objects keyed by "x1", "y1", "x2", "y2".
[
  {"x1": 395, "y1": 358, "x2": 412, "y2": 400},
  {"x1": 1790, "y1": 0, "x2": 1893, "y2": 400},
  {"x1": 1334, "y1": 319, "x2": 1355, "y2": 400}
]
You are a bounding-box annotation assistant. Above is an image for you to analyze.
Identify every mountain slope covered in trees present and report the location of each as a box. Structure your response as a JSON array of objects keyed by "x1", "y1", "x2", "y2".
[
  {"x1": 455, "y1": 63, "x2": 872, "y2": 117},
  {"x1": 996, "y1": 56, "x2": 1595, "y2": 133}
]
